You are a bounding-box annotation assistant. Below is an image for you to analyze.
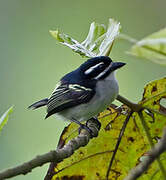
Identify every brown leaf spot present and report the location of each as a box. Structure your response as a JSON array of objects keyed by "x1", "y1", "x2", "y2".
[
  {"x1": 127, "y1": 137, "x2": 134, "y2": 142},
  {"x1": 104, "y1": 123, "x2": 111, "y2": 131},
  {"x1": 153, "y1": 101, "x2": 157, "y2": 105},
  {"x1": 110, "y1": 169, "x2": 121, "y2": 178},
  {"x1": 79, "y1": 151, "x2": 84, "y2": 155},
  {"x1": 96, "y1": 172, "x2": 100, "y2": 177},
  {"x1": 155, "y1": 128, "x2": 160, "y2": 133},
  {"x1": 132, "y1": 127, "x2": 136, "y2": 132},
  {"x1": 151, "y1": 86, "x2": 157, "y2": 93},
  {"x1": 60, "y1": 175, "x2": 85, "y2": 180}
]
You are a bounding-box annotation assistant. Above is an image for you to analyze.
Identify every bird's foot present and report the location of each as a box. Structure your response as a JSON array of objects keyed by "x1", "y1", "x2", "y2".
[
  {"x1": 86, "y1": 117, "x2": 101, "y2": 131},
  {"x1": 79, "y1": 117, "x2": 101, "y2": 137},
  {"x1": 78, "y1": 124, "x2": 94, "y2": 137},
  {"x1": 71, "y1": 117, "x2": 101, "y2": 138}
]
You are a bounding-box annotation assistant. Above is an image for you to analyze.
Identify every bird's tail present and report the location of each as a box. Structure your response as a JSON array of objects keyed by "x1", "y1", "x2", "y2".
[{"x1": 28, "y1": 98, "x2": 48, "y2": 110}]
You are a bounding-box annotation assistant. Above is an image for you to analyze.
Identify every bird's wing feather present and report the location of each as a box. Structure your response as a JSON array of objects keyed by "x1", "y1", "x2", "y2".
[{"x1": 46, "y1": 83, "x2": 95, "y2": 118}]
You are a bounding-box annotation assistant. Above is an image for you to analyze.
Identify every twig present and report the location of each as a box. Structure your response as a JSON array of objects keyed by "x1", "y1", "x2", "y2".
[
  {"x1": 124, "y1": 128, "x2": 166, "y2": 180},
  {"x1": 116, "y1": 95, "x2": 142, "y2": 112},
  {"x1": 0, "y1": 119, "x2": 100, "y2": 180},
  {"x1": 106, "y1": 111, "x2": 133, "y2": 179}
]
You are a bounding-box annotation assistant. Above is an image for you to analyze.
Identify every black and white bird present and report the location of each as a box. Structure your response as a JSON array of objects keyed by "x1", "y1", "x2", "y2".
[{"x1": 28, "y1": 56, "x2": 125, "y2": 133}]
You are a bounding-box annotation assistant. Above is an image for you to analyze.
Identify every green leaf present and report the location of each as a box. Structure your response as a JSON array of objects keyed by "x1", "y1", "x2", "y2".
[
  {"x1": 50, "y1": 109, "x2": 138, "y2": 180},
  {"x1": 50, "y1": 18, "x2": 120, "y2": 58},
  {"x1": 130, "y1": 28, "x2": 166, "y2": 65},
  {"x1": 0, "y1": 106, "x2": 13, "y2": 133},
  {"x1": 135, "y1": 77, "x2": 166, "y2": 179},
  {"x1": 139, "y1": 78, "x2": 166, "y2": 140},
  {"x1": 46, "y1": 107, "x2": 150, "y2": 180},
  {"x1": 140, "y1": 77, "x2": 166, "y2": 113},
  {"x1": 45, "y1": 78, "x2": 166, "y2": 180}
]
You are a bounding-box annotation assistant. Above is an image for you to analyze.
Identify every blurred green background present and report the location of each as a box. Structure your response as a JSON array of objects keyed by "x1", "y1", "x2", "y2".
[{"x1": 0, "y1": 0, "x2": 165, "y2": 179}]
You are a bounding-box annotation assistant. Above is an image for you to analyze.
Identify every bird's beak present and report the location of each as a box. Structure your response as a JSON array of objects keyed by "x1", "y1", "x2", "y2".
[{"x1": 109, "y1": 62, "x2": 126, "y2": 71}]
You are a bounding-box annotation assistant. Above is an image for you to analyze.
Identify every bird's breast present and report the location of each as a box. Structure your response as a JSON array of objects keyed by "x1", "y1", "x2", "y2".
[{"x1": 94, "y1": 77, "x2": 119, "y2": 109}]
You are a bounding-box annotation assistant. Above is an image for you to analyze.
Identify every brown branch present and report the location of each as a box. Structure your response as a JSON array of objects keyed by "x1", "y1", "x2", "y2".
[
  {"x1": 116, "y1": 95, "x2": 142, "y2": 112},
  {"x1": 0, "y1": 119, "x2": 100, "y2": 180},
  {"x1": 124, "y1": 128, "x2": 166, "y2": 180}
]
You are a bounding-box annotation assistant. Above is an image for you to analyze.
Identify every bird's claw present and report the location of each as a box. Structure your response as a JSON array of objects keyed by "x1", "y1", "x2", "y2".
[
  {"x1": 78, "y1": 124, "x2": 94, "y2": 137},
  {"x1": 78, "y1": 117, "x2": 101, "y2": 137}
]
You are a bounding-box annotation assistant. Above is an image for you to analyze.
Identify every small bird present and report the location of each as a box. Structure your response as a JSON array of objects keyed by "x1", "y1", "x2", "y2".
[{"x1": 28, "y1": 56, "x2": 125, "y2": 134}]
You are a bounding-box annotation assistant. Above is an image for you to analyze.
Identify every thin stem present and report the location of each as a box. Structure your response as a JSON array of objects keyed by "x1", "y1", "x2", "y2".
[
  {"x1": 138, "y1": 111, "x2": 166, "y2": 178},
  {"x1": 106, "y1": 111, "x2": 133, "y2": 180},
  {"x1": 150, "y1": 169, "x2": 159, "y2": 180},
  {"x1": 55, "y1": 150, "x2": 113, "y2": 176},
  {"x1": 116, "y1": 95, "x2": 142, "y2": 112},
  {"x1": 142, "y1": 45, "x2": 166, "y2": 57},
  {"x1": 118, "y1": 34, "x2": 137, "y2": 44},
  {"x1": 144, "y1": 106, "x2": 166, "y2": 117},
  {"x1": 118, "y1": 33, "x2": 166, "y2": 57}
]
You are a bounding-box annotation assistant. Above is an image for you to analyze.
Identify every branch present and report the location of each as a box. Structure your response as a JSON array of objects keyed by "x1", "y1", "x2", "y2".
[
  {"x1": 116, "y1": 95, "x2": 142, "y2": 112},
  {"x1": 0, "y1": 119, "x2": 100, "y2": 180},
  {"x1": 124, "y1": 128, "x2": 166, "y2": 180}
]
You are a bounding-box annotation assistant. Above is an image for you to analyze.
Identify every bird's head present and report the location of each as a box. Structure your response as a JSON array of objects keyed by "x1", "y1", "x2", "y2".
[{"x1": 80, "y1": 56, "x2": 125, "y2": 80}]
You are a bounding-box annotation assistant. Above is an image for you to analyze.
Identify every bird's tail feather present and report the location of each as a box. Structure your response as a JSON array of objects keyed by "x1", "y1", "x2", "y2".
[{"x1": 28, "y1": 98, "x2": 48, "y2": 110}]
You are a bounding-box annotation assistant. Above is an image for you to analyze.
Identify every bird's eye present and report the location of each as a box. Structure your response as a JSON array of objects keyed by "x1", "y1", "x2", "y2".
[
  {"x1": 98, "y1": 64, "x2": 105, "y2": 70},
  {"x1": 99, "y1": 64, "x2": 104, "y2": 68}
]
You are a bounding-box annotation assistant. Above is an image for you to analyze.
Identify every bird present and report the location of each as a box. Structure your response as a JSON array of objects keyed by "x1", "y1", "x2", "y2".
[{"x1": 28, "y1": 56, "x2": 125, "y2": 135}]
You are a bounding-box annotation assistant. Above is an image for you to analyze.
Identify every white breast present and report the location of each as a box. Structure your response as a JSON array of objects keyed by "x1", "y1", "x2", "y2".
[{"x1": 56, "y1": 72, "x2": 119, "y2": 122}]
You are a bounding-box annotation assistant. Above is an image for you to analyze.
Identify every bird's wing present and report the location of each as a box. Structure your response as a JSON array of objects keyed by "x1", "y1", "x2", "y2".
[{"x1": 45, "y1": 82, "x2": 95, "y2": 118}]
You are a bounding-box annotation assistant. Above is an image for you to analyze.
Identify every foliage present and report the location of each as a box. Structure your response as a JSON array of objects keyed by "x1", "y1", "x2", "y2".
[
  {"x1": 45, "y1": 19, "x2": 166, "y2": 180},
  {"x1": 46, "y1": 78, "x2": 166, "y2": 180},
  {"x1": 129, "y1": 28, "x2": 166, "y2": 65},
  {"x1": 0, "y1": 106, "x2": 13, "y2": 134},
  {"x1": 50, "y1": 19, "x2": 120, "y2": 58}
]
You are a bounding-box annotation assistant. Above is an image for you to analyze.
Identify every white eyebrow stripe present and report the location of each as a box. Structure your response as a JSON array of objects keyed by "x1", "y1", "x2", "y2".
[{"x1": 84, "y1": 62, "x2": 104, "y2": 75}]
